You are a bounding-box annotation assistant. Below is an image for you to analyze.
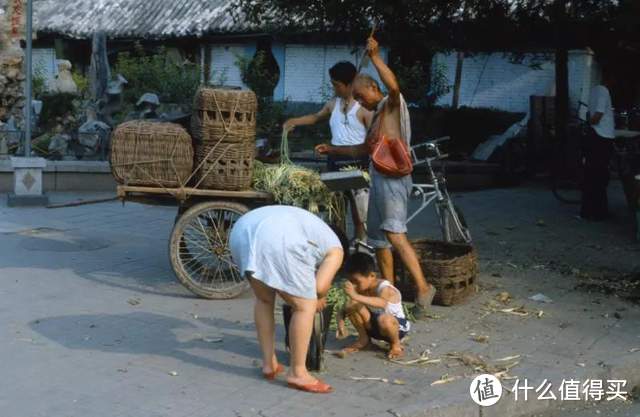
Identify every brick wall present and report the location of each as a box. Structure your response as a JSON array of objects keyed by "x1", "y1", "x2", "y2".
[{"x1": 433, "y1": 49, "x2": 599, "y2": 114}]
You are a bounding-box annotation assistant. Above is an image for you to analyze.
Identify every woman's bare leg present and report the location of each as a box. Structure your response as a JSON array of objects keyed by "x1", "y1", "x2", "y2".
[
  {"x1": 248, "y1": 277, "x2": 278, "y2": 374},
  {"x1": 278, "y1": 291, "x2": 318, "y2": 385}
]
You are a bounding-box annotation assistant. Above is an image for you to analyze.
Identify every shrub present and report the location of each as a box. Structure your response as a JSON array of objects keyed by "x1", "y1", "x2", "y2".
[
  {"x1": 115, "y1": 43, "x2": 200, "y2": 107},
  {"x1": 394, "y1": 59, "x2": 450, "y2": 108},
  {"x1": 236, "y1": 50, "x2": 282, "y2": 139}
]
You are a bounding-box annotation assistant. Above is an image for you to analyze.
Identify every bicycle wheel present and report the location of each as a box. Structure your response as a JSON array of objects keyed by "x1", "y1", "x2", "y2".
[
  {"x1": 169, "y1": 201, "x2": 249, "y2": 299},
  {"x1": 437, "y1": 201, "x2": 472, "y2": 244}
]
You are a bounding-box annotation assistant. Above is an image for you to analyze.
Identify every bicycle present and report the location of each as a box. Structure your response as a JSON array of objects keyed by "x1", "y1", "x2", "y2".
[{"x1": 408, "y1": 137, "x2": 472, "y2": 244}]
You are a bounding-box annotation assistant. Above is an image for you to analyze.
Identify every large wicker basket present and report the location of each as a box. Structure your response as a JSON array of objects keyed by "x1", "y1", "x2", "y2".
[
  {"x1": 394, "y1": 239, "x2": 478, "y2": 306},
  {"x1": 191, "y1": 87, "x2": 257, "y2": 144},
  {"x1": 110, "y1": 121, "x2": 194, "y2": 187},
  {"x1": 196, "y1": 141, "x2": 255, "y2": 191}
]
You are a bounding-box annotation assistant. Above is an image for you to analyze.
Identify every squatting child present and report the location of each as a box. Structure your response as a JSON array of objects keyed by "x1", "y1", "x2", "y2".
[{"x1": 342, "y1": 252, "x2": 410, "y2": 359}]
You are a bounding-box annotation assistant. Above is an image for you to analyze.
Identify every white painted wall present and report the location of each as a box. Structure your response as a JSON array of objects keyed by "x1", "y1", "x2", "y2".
[
  {"x1": 209, "y1": 44, "x2": 248, "y2": 88},
  {"x1": 283, "y1": 44, "x2": 388, "y2": 103},
  {"x1": 433, "y1": 49, "x2": 599, "y2": 114}
]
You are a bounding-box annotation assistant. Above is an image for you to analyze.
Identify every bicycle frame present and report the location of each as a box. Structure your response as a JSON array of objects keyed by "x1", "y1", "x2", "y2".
[{"x1": 407, "y1": 139, "x2": 450, "y2": 224}]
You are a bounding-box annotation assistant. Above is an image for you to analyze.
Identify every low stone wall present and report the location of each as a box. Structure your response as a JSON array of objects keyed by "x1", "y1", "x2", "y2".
[{"x1": 0, "y1": 160, "x2": 117, "y2": 192}]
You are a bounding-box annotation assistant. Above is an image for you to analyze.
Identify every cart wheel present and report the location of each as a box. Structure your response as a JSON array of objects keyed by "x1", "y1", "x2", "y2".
[{"x1": 169, "y1": 201, "x2": 249, "y2": 299}]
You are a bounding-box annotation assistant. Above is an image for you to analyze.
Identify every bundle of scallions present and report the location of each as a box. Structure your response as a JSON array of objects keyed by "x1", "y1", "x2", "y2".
[{"x1": 252, "y1": 131, "x2": 344, "y2": 223}]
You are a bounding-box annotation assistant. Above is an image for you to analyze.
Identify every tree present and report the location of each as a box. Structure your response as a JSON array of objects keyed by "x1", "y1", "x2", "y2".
[{"x1": 234, "y1": 0, "x2": 632, "y2": 122}]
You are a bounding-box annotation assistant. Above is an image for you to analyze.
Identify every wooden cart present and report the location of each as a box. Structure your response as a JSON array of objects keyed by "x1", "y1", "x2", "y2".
[{"x1": 117, "y1": 184, "x2": 272, "y2": 299}]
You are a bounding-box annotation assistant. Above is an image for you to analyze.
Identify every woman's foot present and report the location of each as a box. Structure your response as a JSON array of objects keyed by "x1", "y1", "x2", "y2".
[
  {"x1": 286, "y1": 371, "x2": 332, "y2": 393},
  {"x1": 287, "y1": 378, "x2": 333, "y2": 394},
  {"x1": 262, "y1": 363, "x2": 285, "y2": 380},
  {"x1": 387, "y1": 344, "x2": 404, "y2": 359},
  {"x1": 262, "y1": 357, "x2": 283, "y2": 379}
]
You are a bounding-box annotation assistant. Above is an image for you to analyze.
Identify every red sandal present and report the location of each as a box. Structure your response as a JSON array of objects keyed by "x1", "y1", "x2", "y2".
[
  {"x1": 287, "y1": 379, "x2": 333, "y2": 394},
  {"x1": 262, "y1": 363, "x2": 285, "y2": 380}
]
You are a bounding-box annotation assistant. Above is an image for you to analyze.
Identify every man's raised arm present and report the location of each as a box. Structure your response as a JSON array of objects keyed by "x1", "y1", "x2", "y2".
[{"x1": 367, "y1": 37, "x2": 401, "y2": 108}]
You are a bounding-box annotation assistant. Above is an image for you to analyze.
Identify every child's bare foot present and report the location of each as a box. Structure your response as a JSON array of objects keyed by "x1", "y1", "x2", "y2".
[
  {"x1": 342, "y1": 337, "x2": 370, "y2": 354},
  {"x1": 387, "y1": 344, "x2": 404, "y2": 359}
]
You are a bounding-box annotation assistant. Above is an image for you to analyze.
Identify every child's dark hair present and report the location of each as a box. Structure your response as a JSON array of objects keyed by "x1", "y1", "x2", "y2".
[
  {"x1": 345, "y1": 252, "x2": 377, "y2": 276},
  {"x1": 329, "y1": 61, "x2": 357, "y2": 85}
]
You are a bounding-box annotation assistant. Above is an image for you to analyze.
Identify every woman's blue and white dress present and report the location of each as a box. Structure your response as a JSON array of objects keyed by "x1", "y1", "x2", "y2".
[{"x1": 229, "y1": 205, "x2": 341, "y2": 299}]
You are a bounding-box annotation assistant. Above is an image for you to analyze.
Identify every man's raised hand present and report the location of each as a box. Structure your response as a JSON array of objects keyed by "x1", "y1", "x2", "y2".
[{"x1": 366, "y1": 37, "x2": 380, "y2": 58}]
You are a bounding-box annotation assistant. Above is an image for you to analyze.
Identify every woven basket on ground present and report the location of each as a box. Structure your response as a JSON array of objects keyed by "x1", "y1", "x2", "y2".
[
  {"x1": 191, "y1": 87, "x2": 257, "y2": 144},
  {"x1": 110, "y1": 121, "x2": 194, "y2": 187},
  {"x1": 195, "y1": 141, "x2": 255, "y2": 191},
  {"x1": 394, "y1": 239, "x2": 478, "y2": 306}
]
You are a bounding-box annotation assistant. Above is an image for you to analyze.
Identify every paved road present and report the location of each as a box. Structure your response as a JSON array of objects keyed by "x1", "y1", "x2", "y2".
[
  {"x1": 527, "y1": 401, "x2": 640, "y2": 417},
  {"x1": 1, "y1": 186, "x2": 638, "y2": 417}
]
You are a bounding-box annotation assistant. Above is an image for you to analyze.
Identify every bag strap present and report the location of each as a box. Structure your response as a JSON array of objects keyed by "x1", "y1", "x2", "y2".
[{"x1": 366, "y1": 104, "x2": 386, "y2": 145}]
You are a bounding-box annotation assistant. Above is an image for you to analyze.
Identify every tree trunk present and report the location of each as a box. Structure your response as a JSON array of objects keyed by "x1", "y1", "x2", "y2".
[
  {"x1": 452, "y1": 51, "x2": 464, "y2": 109},
  {"x1": 89, "y1": 32, "x2": 110, "y2": 103},
  {"x1": 554, "y1": 46, "x2": 569, "y2": 147}
]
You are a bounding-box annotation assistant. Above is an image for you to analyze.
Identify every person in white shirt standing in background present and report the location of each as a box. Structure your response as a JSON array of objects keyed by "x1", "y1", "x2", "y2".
[
  {"x1": 582, "y1": 70, "x2": 617, "y2": 221},
  {"x1": 284, "y1": 62, "x2": 373, "y2": 241}
]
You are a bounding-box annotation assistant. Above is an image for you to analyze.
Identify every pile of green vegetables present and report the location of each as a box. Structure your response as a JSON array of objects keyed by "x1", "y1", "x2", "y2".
[{"x1": 251, "y1": 131, "x2": 344, "y2": 222}]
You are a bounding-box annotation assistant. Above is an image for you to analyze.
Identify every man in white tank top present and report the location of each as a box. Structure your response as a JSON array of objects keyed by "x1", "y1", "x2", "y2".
[{"x1": 283, "y1": 62, "x2": 373, "y2": 240}]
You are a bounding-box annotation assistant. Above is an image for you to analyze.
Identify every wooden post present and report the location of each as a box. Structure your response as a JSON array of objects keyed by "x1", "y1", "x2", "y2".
[
  {"x1": 452, "y1": 51, "x2": 464, "y2": 109},
  {"x1": 89, "y1": 32, "x2": 109, "y2": 103}
]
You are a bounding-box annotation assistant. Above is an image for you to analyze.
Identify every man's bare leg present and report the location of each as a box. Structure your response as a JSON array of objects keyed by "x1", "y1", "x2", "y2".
[
  {"x1": 376, "y1": 313, "x2": 404, "y2": 359},
  {"x1": 375, "y1": 247, "x2": 395, "y2": 284},
  {"x1": 386, "y1": 231, "x2": 434, "y2": 306}
]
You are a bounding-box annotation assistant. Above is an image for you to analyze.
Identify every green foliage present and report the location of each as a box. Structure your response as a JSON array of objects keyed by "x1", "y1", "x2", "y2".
[
  {"x1": 236, "y1": 50, "x2": 282, "y2": 139},
  {"x1": 394, "y1": 58, "x2": 429, "y2": 106},
  {"x1": 235, "y1": 50, "x2": 279, "y2": 99},
  {"x1": 71, "y1": 71, "x2": 89, "y2": 98},
  {"x1": 115, "y1": 43, "x2": 200, "y2": 106},
  {"x1": 32, "y1": 67, "x2": 47, "y2": 99},
  {"x1": 429, "y1": 62, "x2": 451, "y2": 104},
  {"x1": 393, "y1": 58, "x2": 450, "y2": 108},
  {"x1": 39, "y1": 93, "x2": 77, "y2": 126}
]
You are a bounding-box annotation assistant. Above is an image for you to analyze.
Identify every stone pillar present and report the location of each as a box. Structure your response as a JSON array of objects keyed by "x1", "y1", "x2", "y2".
[{"x1": 7, "y1": 156, "x2": 48, "y2": 206}]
